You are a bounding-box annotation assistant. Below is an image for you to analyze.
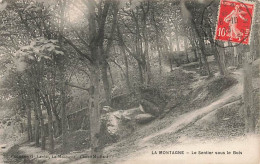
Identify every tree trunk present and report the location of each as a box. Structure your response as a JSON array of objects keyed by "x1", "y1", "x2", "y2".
[
  {"x1": 243, "y1": 62, "x2": 255, "y2": 133},
  {"x1": 21, "y1": 95, "x2": 32, "y2": 141},
  {"x1": 216, "y1": 42, "x2": 227, "y2": 75},
  {"x1": 34, "y1": 119, "x2": 40, "y2": 146},
  {"x1": 60, "y1": 75, "x2": 68, "y2": 154},
  {"x1": 199, "y1": 37, "x2": 211, "y2": 76},
  {"x1": 137, "y1": 61, "x2": 144, "y2": 84},
  {"x1": 101, "y1": 61, "x2": 111, "y2": 106},
  {"x1": 152, "y1": 7, "x2": 162, "y2": 74},
  {"x1": 45, "y1": 104, "x2": 54, "y2": 153},
  {"x1": 139, "y1": 61, "x2": 151, "y2": 86},
  {"x1": 158, "y1": 46, "x2": 162, "y2": 74},
  {"x1": 52, "y1": 108, "x2": 62, "y2": 136},
  {"x1": 194, "y1": 30, "x2": 211, "y2": 75},
  {"x1": 204, "y1": 15, "x2": 226, "y2": 75},
  {"x1": 39, "y1": 115, "x2": 45, "y2": 150},
  {"x1": 27, "y1": 107, "x2": 33, "y2": 141},
  {"x1": 117, "y1": 28, "x2": 131, "y2": 91},
  {"x1": 198, "y1": 50, "x2": 203, "y2": 69},
  {"x1": 154, "y1": 31, "x2": 162, "y2": 74},
  {"x1": 144, "y1": 51, "x2": 152, "y2": 85},
  {"x1": 134, "y1": 11, "x2": 149, "y2": 86},
  {"x1": 143, "y1": 32, "x2": 152, "y2": 85},
  {"x1": 89, "y1": 65, "x2": 102, "y2": 156},
  {"x1": 26, "y1": 104, "x2": 33, "y2": 142},
  {"x1": 190, "y1": 38, "x2": 198, "y2": 62},
  {"x1": 169, "y1": 31, "x2": 174, "y2": 71},
  {"x1": 36, "y1": 92, "x2": 45, "y2": 150},
  {"x1": 184, "y1": 37, "x2": 190, "y2": 63},
  {"x1": 123, "y1": 50, "x2": 131, "y2": 91},
  {"x1": 243, "y1": 23, "x2": 256, "y2": 134},
  {"x1": 206, "y1": 19, "x2": 226, "y2": 76},
  {"x1": 140, "y1": 5, "x2": 151, "y2": 86},
  {"x1": 33, "y1": 106, "x2": 40, "y2": 146},
  {"x1": 175, "y1": 26, "x2": 180, "y2": 52},
  {"x1": 194, "y1": 39, "x2": 203, "y2": 69},
  {"x1": 155, "y1": 31, "x2": 162, "y2": 74},
  {"x1": 233, "y1": 44, "x2": 239, "y2": 67},
  {"x1": 215, "y1": 50, "x2": 224, "y2": 74},
  {"x1": 190, "y1": 17, "x2": 211, "y2": 76},
  {"x1": 58, "y1": 0, "x2": 67, "y2": 153},
  {"x1": 108, "y1": 64, "x2": 114, "y2": 86}
]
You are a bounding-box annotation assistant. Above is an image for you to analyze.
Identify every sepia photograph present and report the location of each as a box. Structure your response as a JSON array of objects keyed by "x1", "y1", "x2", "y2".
[{"x1": 0, "y1": 0, "x2": 259, "y2": 163}]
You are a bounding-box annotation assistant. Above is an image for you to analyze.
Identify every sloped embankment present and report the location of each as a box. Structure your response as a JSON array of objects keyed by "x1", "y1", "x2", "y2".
[
  {"x1": 3, "y1": 68, "x2": 244, "y2": 164},
  {"x1": 140, "y1": 71, "x2": 242, "y2": 145},
  {"x1": 114, "y1": 66, "x2": 260, "y2": 164},
  {"x1": 100, "y1": 69, "x2": 241, "y2": 164}
]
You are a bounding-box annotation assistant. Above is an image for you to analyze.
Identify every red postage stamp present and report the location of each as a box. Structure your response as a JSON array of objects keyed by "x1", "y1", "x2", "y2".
[{"x1": 214, "y1": 0, "x2": 255, "y2": 45}]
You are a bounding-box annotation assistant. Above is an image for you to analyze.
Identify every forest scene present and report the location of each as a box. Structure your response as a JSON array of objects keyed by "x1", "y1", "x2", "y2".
[{"x1": 0, "y1": 0, "x2": 259, "y2": 163}]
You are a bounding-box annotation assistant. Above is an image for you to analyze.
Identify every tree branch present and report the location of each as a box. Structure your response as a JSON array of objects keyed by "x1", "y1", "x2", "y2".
[
  {"x1": 61, "y1": 35, "x2": 93, "y2": 63},
  {"x1": 105, "y1": 1, "x2": 119, "y2": 55},
  {"x1": 65, "y1": 82, "x2": 91, "y2": 92}
]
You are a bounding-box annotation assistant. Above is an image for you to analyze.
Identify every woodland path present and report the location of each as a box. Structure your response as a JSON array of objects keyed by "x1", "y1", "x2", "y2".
[{"x1": 113, "y1": 70, "x2": 246, "y2": 164}]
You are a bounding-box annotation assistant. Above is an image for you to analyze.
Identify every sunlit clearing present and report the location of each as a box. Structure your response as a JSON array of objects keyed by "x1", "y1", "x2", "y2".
[{"x1": 66, "y1": 4, "x2": 84, "y2": 24}]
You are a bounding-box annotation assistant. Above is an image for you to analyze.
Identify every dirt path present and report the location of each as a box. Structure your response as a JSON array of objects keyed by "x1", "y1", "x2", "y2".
[
  {"x1": 140, "y1": 72, "x2": 243, "y2": 145},
  {"x1": 113, "y1": 71, "x2": 244, "y2": 164}
]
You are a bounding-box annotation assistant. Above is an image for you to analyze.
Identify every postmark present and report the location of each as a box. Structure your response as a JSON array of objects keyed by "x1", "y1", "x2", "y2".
[{"x1": 214, "y1": 0, "x2": 255, "y2": 45}]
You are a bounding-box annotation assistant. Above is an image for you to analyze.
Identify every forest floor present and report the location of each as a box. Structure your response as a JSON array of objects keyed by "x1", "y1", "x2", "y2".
[{"x1": 2, "y1": 61, "x2": 260, "y2": 164}]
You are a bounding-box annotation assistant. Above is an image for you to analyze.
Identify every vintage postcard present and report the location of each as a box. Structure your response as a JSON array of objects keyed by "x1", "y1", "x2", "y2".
[{"x1": 0, "y1": 0, "x2": 259, "y2": 164}]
